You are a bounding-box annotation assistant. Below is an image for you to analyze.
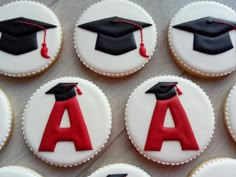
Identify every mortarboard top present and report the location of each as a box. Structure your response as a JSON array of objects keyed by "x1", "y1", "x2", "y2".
[
  {"x1": 78, "y1": 16, "x2": 152, "y2": 57},
  {"x1": 173, "y1": 16, "x2": 236, "y2": 55},
  {"x1": 46, "y1": 83, "x2": 78, "y2": 94},
  {"x1": 106, "y1": 174, "x2": 128, "y2": 177},
  {"x1": 146, "y1": 82, "x2": 182, "y2": 100},
  {"x1": 79, "y1": 16, "x2": 151, "y2": 38},
  {"x1": 46, "y1": 83, "x2": 82, "y2": 101},
  {"x1": 0, "y1": 17, "x2": 56, "y2": 37},
  {"x1": 0, "y1": 17, "x2": 56, "y2": 57},
  {"x1": 173, "y1": 17, "x2": 236, "y2": 37},
  {"x1": 146, "y1": 82, "x2": 178, "y2": 94}
]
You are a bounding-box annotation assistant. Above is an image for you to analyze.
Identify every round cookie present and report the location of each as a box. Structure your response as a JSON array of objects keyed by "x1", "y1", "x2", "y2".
[
  {"x1": 22, "y1": 77, "x2": 112, "y2": 167},
  {"x1": 0, "y1": 89, "x2": 13, "y2": 152},
  {"x1": 125, "y1": 76, "x2": 215, "y2": 165},
  {"x1": 0, "y1": 1, "x2": 62, "y2": 77},
  {"x1": 0, "y1": 166, "x2": 43, "y2": 177},
  {"x1": 168, "y1": 2, "x2": 236, "y2": 78},
  {"x1": 88, "y1": 163, "x2": 150, "y2": 177},
  {"x1": 189, "y1": 158, "x2": 236, "y2": 177},
  {"x1": 74, "y1": 0, "x2": 157, "y2": 77},
  {"x1": 224, "y1": 84, "x2": 236, "y2": 142}
]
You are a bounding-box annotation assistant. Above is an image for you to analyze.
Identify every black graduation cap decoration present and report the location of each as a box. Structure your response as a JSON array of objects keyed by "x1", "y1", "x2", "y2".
[
  {"x1": 106, "y1": 174, "x2": 128, "y2": 177},
  {"x1": 78, "y1": 16, "x2": 152, "y2": 58},
  {"x1": 173, "y1": 16, "x2": 236, "y2": 55},
  {"x1": 0, "y1": 17, "x2": 57, "y2": 58},
  {"x1": 46, "y1": 83, "x2": 82, "y2": 101},
  {"x1": 146, "y1": 82, "x2": 182, "y2": 100}
]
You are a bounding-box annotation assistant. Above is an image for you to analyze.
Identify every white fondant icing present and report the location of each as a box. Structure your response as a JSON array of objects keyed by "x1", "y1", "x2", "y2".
[
  {"x1": 0, "y1": 166, "x2": 42, "y2": 177},
  {"x1": 0, "y1": 1, "x2": 62, "y2": 77},
  {"x1": 0, "y1": 89, "x2": 12, "y2": 151},
  {"x1": 88, "y1": 163, "x2": 150, "y2": 177},
  {"x1": 74, "y1": 0, "x2": 157, "y2": 77},
  {"x1": 125, "y1": 76, "x2": 215, "y2": 165},
  {"x1": 169, "y1": 1, "x2": 236, "y2": 77},
  {"x1": 225, "y1": 84, "x2": 236, "y2": 142},
  {"x1": 22, "y1": 77, "x2": 112, "y2": 167},
  {"x1": 190, "y1": 158, "x2": 236, "y2": 177}
]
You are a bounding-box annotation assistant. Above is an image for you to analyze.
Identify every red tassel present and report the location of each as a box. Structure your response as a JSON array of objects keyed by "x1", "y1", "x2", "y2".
[
  {"x1": 115, "y1": 20, "x2": 149, "y2": 59},
  {"x1": 175, "y1": 86, "x2": 183, "y2": 95},
  {"x1": 139, "y1": 43, "x2": 149, "y2": 58},
  {"x1": 165, "y1": 84, "x2": 183, "y2": 95},
  {"x1": 41, "y1": 43, "x2": 50, "y2": 59},
  {"x1": 75, "y1": 86, "x2": 82, "y2": 95},
  {"x1": 210, "y1": 20, "x2": 236, "y2": 30},
  {"x1": 64, "y1": 84, "x2": 82, "y2": 95},
  {"x1": 18, "y1": 20, "x2": 50, "y2": 59}
]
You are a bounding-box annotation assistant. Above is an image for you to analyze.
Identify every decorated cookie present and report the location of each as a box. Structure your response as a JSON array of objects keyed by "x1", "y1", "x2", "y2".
[
  {"x1": 22, "y1": 77, "x2": 112, "y2": 167},
  {"x1": 0, "y1": 88, "x2": 13, "y2": 152},
  {"x1": 125, "y1": 76, "x2": 215, "y2": 165},
  {"x1": 224, "y1": 84, "x2": 236, "y2": 142},
  {"x1": 74, "y1": 0, "x2": 157, "y2": 77},
  {"x1": 189, "y1": 158, "x2": 236, "y2": 177},
  {"x1": 0, "y1": 166, "x2": 43, "y2": 177},
  {"x1": 88, "y1": 164, "x2": 150, "y2": 177},
  {"x1": 168, "y1": 1, "x2": 236, "y2": 77},
  {"x1": 0, "y1": 1, "x2": 62, "y2": 77}
]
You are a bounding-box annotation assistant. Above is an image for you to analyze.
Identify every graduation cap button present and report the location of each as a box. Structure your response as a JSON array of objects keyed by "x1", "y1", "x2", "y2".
[{"x1": 206, "y1": 19, "x2": 213, "y2": 24}]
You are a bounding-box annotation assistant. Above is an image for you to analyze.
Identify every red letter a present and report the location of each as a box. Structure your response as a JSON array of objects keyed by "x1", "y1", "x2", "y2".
[
  {"x1": 144, "y1": 96, "x2": 199, "y2": 151},
  {"x1": 38, "y1": 97, "x2": 93, "y2": 152}
]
